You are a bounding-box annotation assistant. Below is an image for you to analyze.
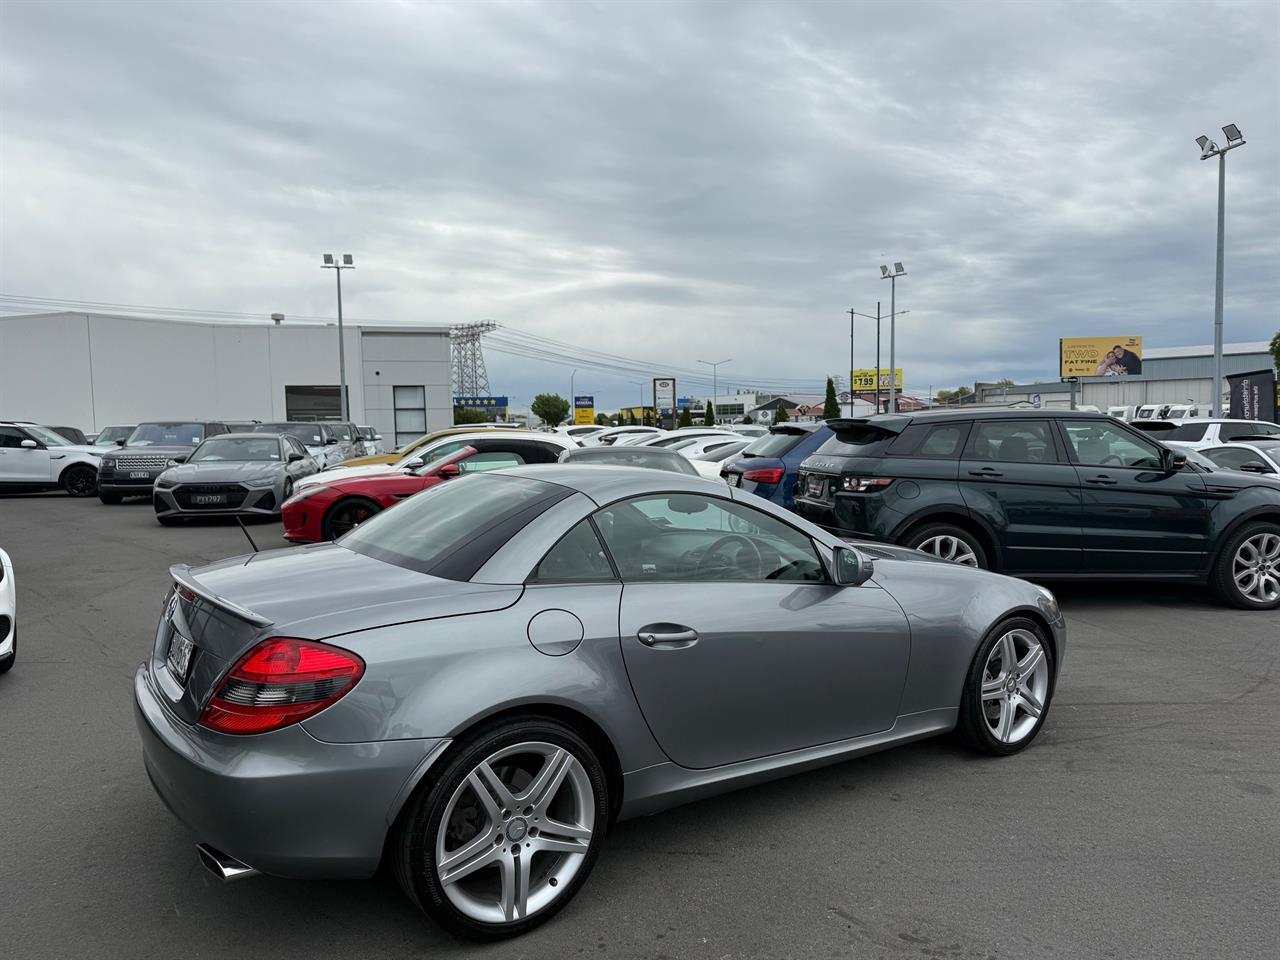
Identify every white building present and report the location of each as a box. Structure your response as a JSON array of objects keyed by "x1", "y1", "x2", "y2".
[{"x1": 0, "y1": 312, "x2": 454, "y2": 447}]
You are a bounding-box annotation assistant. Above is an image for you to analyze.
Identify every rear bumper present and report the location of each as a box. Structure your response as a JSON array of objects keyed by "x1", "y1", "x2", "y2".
[{"x1": 133, "y1": 664, "x2": 443, "y2": 879}]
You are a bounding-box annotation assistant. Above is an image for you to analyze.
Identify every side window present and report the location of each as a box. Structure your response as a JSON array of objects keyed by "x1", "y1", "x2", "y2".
[
  {"x1": 458, "y1": 451, "x2": 525, "y2": 473},
  {"x1": 888, "y1": 421, "x2": 969, "y2": 459},
  {"x1": 0, "y1": 427, "x2": 30, "y2": 448},
  {"x1": 1062, "y1": 420, "x2": 1163, "y2": 468},
  {"x1": 289, "y1": 438, "x2": 308, "y2": 458},
  {"x1": 967, "y1": 421, "x2": 1058, "y2": 463},
  {"x1": 533, "y1": 520, "x2": 615, "y2": 582},
  {"x1": 593, "y1": 494, "x2": 825, "y2": 582},
  {"x1": 1203, "y1": 447, "x2": 1259, "y2": 470}
]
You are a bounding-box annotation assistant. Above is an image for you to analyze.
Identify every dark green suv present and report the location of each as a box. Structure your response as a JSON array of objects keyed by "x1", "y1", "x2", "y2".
[{"x1": 794, "y1": 409, "x2": 1280, "y2": 609}]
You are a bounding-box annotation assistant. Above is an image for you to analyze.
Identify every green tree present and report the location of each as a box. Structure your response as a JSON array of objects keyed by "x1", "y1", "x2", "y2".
[
  {"x1": 741, "y1": 415, "x2": 753, "y2": 424},
  {"x1": 1270, "y1": 328, "x2": 1280, "y2": 372},
  {"x1": 822, "y1": 377, "x2": 840, "y2": 419},
  {"x1": 595, "y1": 412, "x2": 610, "y2": 426},
  {"x1": 452, "y1": 405, "x2": 488, "y2": 425},
  {"x1": 703, "y1": 401, "x2": 715, "y2": 426},
  {"x1": 678, "y1": 406, "x2": 693, "y2": 427},
  {"x1": 934, "y1": 386, "x2": 974, "y2": 406},
  {"x1": 530, "y1": 393, "x2": 570, "y2": 427},
  {"x1": 774, "y1": 403, "x2": 789, "y2": 424}
]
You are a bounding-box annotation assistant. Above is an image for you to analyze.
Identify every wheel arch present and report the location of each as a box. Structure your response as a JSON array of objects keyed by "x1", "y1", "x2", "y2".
[
  {"x1": 57, "y1": 458, "x2": 98, "y2": 482},
  {"x1": 321, "y1": 494, "x2": 383, "y2": 539},
  {"x1": 893, "y1": 509, "x2": 1000, "y2": 572},
  {"x1": 1205, "y1": 508, "x2": 1280, "y2": 574}
]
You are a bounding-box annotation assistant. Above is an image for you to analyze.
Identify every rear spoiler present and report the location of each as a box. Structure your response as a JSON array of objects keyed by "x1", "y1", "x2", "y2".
[
  {"x1": 1226, "y1": 435, "x2": 1280, "y2": 443},
  {"x1": 824, "y1": 416, "x2": 910, "y2": 437},
  {"x1": 169, "y1": 563, "x2": 273, "y2": 628}
]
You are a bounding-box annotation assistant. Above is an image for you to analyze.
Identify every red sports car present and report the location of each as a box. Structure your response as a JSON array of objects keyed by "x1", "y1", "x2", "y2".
[{"x1": 282, "y1": 446, "x2": 476, "y2": 543}]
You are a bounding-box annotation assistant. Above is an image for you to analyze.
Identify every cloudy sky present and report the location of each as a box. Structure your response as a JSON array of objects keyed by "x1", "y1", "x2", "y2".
[{"x1": 1, "y1": 0, "x2": 1277, "y2": 409}]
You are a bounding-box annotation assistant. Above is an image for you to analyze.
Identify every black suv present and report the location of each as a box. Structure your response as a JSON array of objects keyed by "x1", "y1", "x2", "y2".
[
  {"x1": 97, "y1": 421, "x2": 231, "y2": 503},
  {"x1": 794, "y1": 409, "x2": 1280, "y2": 609}
]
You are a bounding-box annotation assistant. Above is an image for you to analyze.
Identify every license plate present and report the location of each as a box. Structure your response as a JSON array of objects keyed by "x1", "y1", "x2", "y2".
[
  {"x1": 193, "y1": 494, "x2": 226, "y2": 505},
  {"x1": 130, "y1": 471, "x2": 151, "y2": 479},
  {"x1": 728, "y1": 473, "x2": 742, "y2": 487},
  {"x1": 166, "y1": 632, "x2": 195, "y2": 683},
  {"x1": 806, "y1": 475, "x2": 826, "y2": 497}
]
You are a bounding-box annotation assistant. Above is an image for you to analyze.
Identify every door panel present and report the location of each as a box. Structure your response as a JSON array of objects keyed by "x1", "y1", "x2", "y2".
[{"x1": 618, "y1": 582, "x2": 911, "y2": 769}]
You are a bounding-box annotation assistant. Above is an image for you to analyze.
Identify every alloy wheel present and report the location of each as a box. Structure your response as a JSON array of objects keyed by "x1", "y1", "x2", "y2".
[
  {"x1": 327, "y1": 502, "x2": 376, "y2": 538},
  {"x1": 980, "y1": 628, "x2": 1050, "y2": 744},
  {"x1": 65, "y1": 467, "x2": 96, "y2": 497},
  {"x1": 917, "y1": 534, "x2": 978, "y2": 566},
  {"x1": 1233, "y1": 532, "x2": 1280, "y2": 604},
  {"x1": 436, "y1": 742, "x2": 594, "y2": 925}
]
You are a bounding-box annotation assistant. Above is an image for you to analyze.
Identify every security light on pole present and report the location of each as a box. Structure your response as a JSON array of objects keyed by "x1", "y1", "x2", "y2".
[
  {"x1": 1194, "y1": 124, "x2": 1246, "y2": 416},
  {"x1": 698, "y1": 359, "x2": 732, "y2": 423},
  {"x1": 321, "y1": 253, "x2": 356, "y2": 421},
  {"x1": 878, "y1": 262, "x2": 907, "y2": 413}
]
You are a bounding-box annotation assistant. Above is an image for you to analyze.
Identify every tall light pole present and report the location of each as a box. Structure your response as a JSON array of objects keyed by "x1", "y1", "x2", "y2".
[
  {"x1": 1195, "y1": 124, "x2": 1246, "y2": 416},
  {"x1": 570, "y1": 368, "x2": 577, "y2": 402},
  {"x1": 849, "y1": 306, "x2": 909, "y2": 413},
  {"x1": 698, "y1": 358, "x2": 732, "y2": 423},
  {"x1": 321, "y1": 254, "x2": 355, "y2": 421},
  {"x1": 879, "y1": 263, "x2": 906, "y2": 413}
]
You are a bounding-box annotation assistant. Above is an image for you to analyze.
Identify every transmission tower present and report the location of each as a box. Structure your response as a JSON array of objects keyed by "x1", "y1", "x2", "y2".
[{"x1": 450, "y1": 321, "x2": 497, "y2": 397}]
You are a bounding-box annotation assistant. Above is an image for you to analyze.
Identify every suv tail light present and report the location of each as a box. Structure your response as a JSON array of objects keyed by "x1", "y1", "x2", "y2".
[
  {"x1": 742, "y1": 467, "x2": 785, "y2": 484},
  {"x1": 199, "y1": 638, "x2": 365, "y2": 735},
  {"x1": 841, "y1": 477, "x2": 894, "y2": 492}
]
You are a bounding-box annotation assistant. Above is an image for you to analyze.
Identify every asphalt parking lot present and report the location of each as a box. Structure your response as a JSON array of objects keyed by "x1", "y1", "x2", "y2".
[{"x1": 2, "y1": 493, "x2": 1276, "y2": 960}]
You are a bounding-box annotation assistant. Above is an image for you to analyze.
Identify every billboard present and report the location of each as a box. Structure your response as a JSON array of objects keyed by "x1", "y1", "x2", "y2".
[
  {"x1": 1059, "y1": 337, "x2": 1143, "y2": 378},
  {"x1": 1228, "y1": 369, "x2": 1277, "y2": 423},
  {"x1": 850, "y1": 368, "x2": 903, "y2": 391},
  {"x1": 455, "y1": 396, "x2": 509, "y2": 416},
  {"x1": 574, "y1": 395, "x2": 595, "y2": 425},
  {"x1": 653, "y1": 377, "x2": 676, "y2": 429}
]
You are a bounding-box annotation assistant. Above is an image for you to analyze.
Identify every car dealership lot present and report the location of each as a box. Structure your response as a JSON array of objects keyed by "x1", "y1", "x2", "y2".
[{"x1": 2, "y1": 494, "x2": 1275, "y2": 960}]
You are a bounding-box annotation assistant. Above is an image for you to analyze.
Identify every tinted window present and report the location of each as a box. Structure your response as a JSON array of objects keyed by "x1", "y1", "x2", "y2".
[
  {"x1": 967, "y1": 421, "x2": 1058, "y2": 463},
  {"x1": 341, "y1": 474, "x2": 566, "y2": 577},
  {"x1": 741, "y1": 429, "x2": 809, "y2": 458},
  {"x1": 0, "y1": 426, "x2": 29, "y2": 448},
  {"x1": 1202, "y1": 447, "x2": 1273, "y2": 472},
  {"x1": 816, "y1": 425, "x2": 897, "y2": 458},
  {"x1": 20, "y1": 424, "x2": 69, "y2": 447},
  {"x1": 533, "y1": 520, "x2": 615, "y2": 581},
  {"x1": 886, "y1": 421, "x2": 969, "y2": 459},
  {"x1": 128, "y1": 422, "x2": 205, "y2": 445},
  {"x1": 1163, "y1": 422, "x2": 1208, "y2": 441},
  {"x1": 286, "y1": 437, "x2": 308, "y2": 458},
  {"x1": 594, "y1": 494, "x2": 824, "y2": 582},
  {"x1": 254, "y1": 422, "x2": 326, "y2": 446},
  {"x1": 189, "y1": 437, "x2": 282, "y2": 461},
  {"x1": 1062, "y1": 420, "x2": 1163, "y2": 468},
  {"x1": 94, "y1": 426, "x2": 134, "y2": 444},
  {"x1": 1220, "y1": 422, "x2": 1280, "y2": 440}
]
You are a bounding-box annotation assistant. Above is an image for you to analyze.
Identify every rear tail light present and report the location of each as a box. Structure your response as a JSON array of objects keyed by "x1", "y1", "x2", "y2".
[
  {"x1": 199, "y1": 637, "x2": 364, "y2": 735},
  {"x1": 842, "y1": 477, "x2": 894, "y2": 492},
  {"x1": 742, "y1": 467, "x2": 785, "y2": 484}
]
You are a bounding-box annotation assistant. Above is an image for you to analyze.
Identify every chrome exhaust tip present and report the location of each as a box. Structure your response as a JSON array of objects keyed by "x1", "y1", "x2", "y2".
[{"x1": 196, "y1": 843, "x2": 260, "y2": 882}]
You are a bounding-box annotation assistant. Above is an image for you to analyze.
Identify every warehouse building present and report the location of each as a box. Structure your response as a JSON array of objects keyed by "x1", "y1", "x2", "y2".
[{"x1": 0, "y1": 312, "x2": 455, "y2": 445}]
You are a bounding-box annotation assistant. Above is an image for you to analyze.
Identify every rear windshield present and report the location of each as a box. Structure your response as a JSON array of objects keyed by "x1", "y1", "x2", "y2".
[
  {"x1": 814, "y1": 426, "x2": 897, "y2": 458},
  {"x1": 254, "y1": 423, "x2": 326, "y2": 446},
  {"x1": 1163, "y1": 422, "x2": 1208, "y2": 441},
  {"x1": 340, "y1": 474, "x2": 568, "y2": 578},
  {"x1": 742, "y1": 429, "x2": 809, "y2": 458}
]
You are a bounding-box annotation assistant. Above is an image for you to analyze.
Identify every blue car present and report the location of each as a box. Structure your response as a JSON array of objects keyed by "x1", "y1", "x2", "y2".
[{"x1": 722, "y1": 422, "x2": 832, "y2": 508}]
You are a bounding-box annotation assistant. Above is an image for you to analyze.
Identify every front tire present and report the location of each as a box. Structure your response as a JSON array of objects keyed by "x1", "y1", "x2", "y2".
[
  {"x1": 321, "y1": 497, "x2": 381, "y2": 540},
  {"x1": 903, "y1": 522, "x2": 989, "y2": 569},
  {"x1": 956, "y1": 617, "x2": 1054, "y2": 756},
  {"x1": 1211, "y1": 522, "x2": 1280, "y2": 610},
  {"x1": 62, "y1": 464, "x2": 98, "y2": 497},
  {"x1": 393, "y1": 717, "x2": 609, "y2": 940}
]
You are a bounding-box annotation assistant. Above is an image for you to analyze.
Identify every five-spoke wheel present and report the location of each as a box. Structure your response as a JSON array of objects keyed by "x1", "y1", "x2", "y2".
[{"x1": 957, "y1": 618, "x2": 1054, "y2": 754}]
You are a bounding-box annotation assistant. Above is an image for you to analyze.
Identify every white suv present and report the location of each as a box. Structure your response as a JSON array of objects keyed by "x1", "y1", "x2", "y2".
[
  {"x1": 0, "y1": 422, "x2": 104, "y2": 497},
  {"x1": 1156, "y1": 419, "x2": 1280, "y2": 451}
]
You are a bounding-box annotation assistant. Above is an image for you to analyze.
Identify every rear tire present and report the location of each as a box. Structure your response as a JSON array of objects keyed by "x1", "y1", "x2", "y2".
[
  {"x1": 61, "y1": 464, "x2": 98, "y2": 497},
  {"x1": 956, "y1": 617, "x2": 1054, "y2": 756},
  {"x1": 321, "y1": 497, "x2": 381, "y2": 541},
  {"x1": 98, "y1": 491, "x2": 123, "y2": 505},
  {"x1": 394, "y1": 717, "x2": 609, "y2": 940},
  {"x1": 1210, "y1": 522, "x2": 1280, "y2": 610},
  {"x1": 903, "y1": 522, "x2": 989, "y2": 569}
]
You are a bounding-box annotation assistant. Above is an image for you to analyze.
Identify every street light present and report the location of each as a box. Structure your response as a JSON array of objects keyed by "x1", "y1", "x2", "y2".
[
  {"x1": 847, "y1": 308, "x2": 911, "y2": 413},
  {"x1": 878, "y1": 262, "x2": 906, "y2": 412},
  {"x1": 698, "y1": 359, "x2": 732, "y2": 423},
  {"x1": 1194, "y1": 124, "x2": 1246, "y2": 416},
  {"x1": 321, "y1": 254, "x2": 355, "y2": 421}
]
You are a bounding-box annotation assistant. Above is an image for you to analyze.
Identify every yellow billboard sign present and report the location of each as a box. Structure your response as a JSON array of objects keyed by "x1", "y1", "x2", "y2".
[
  {"x1": 850, "y1": 368, "x2": 903, "y2": 391},
  {"x1": 1059, "y1": 337, "x2": 1143, "y2": 378},
  {"x1": 573, "y1": 395, "x2": 595, "y2": 425}
]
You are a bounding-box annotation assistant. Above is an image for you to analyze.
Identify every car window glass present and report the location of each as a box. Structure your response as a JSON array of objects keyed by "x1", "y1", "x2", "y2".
[
  {"x1": 886, "y1": 421, "x2": 969, "y2": 459},
  {"x1": 459, "y1": 451, "x2": 525, "y2": 473},
  {"x1": 594, "y1": 494, "x2": 824, "y2": 582},
  {"x1": 1203, "y1": 447, "x2": 1260, "y2": 470},
  {"x1": 410, "y1": 439, "x2": 469, "y2": 466},
  {"x1": 533, "y1": 520, "x2": 614, "y2": 581},
  {"x1": 127, "y1": 422, "x2": 205, "y2": 445},
  {"x1": 741, "y1": 430, "x2": 807, "y2": 457},
  {"x1": 1164, "y1": 422, "x2": 1208, "y2": 441},
  {"x1": 190, "y1": 437, "x2": 282, "y2": 461},
  {"x1": 1063, "y1": 420, "x2": 1163, "y2": 468},
  {"x1": 0, "y1": 426, "x2": 30, "y2": 448},
  {"x1": 968, "y1": 421, "x2": 1057, "y2": 463}
]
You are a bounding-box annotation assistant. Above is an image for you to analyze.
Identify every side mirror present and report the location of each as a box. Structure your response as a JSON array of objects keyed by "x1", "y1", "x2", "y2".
[
  {"x1": 436, "y1": 462, "x2": 461, "y2": 479},
  {"x1": 831, "y1": 545, "x2": 874, "y2": 586},
  {"x1": 171, "y1": 454, "x2": 188, "y2": 464},
  {"x1": 1162, "y1": 449, "x2": 1187, "y2": 471},
  {"x1": 325, "y1": 436, "x2": 338, "y2": 445},
  {"x1": 373, "y1": 434, "x2": 382, "y2": 441},
  {"x1": 20, "y1": 439, "x2": 39, "y2": 449},
  {"x1": 1239, "y1": 460, "x2": 1273, "y2": 474},
  {"x1": 287, "y1": 452, "x2": 303, "y2": 463},
  {"x1": 115, "y1": 438, "x2": 127, "y2": 446}
]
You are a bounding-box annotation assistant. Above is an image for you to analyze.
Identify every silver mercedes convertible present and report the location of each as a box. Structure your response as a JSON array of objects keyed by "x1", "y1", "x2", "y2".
[{"x1": 134, "y1": 464, "x2": 1065, "y2": 940}]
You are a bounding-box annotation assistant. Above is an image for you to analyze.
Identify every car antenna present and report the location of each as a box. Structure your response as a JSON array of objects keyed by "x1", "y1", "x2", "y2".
[{"x1": 236, "y1": 516, "x2": 260, "y2": 553}]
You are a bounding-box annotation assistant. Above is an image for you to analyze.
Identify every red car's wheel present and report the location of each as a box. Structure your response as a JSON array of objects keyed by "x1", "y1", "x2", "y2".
[{"x1": 322, "y1": 497, "x2": 382, "y2": 540}]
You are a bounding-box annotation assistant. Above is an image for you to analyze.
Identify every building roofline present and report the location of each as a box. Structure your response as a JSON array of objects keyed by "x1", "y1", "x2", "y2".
[{"x1": 0, "y1": 310, "x2": 451, "y2": 334}]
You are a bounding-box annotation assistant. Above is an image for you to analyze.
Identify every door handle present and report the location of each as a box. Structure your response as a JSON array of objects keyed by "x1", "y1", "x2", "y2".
[
  {"x1": 1085, "y1": 475, "x2": 1118, "y2": 485},
  {"x1": 636, "y1": 626, "x2": 699, "y2": 648},
  {"x1": 968, "y1": 468, "x2": 1003, "y2": 477}
]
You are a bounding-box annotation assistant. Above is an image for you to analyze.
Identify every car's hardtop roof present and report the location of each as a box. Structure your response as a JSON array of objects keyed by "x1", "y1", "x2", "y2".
[
  {"x1": 487, "y1": 463, "x2": 718, "y2": 501},
  {"x1": 827, "y1": 408, "x2": 1113, "y2": 434},
  {"x1": 207, "y1": 432, "x2": 285, "y2": 440},
  {"x1": 565, "y1": 444, "x2": 688, "y2": 459},
  {"x1": 137, "y1": 420, "x2": 221, "y2": 426}
]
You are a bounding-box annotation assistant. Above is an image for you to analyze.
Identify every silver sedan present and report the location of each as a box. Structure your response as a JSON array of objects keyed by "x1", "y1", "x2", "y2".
[
  {"x1": 152, "y1": 433, "x2": 318, "y2": 523},
  {"x1": 134, "y1": 464, "x2": 1065, "y2": 939}
]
